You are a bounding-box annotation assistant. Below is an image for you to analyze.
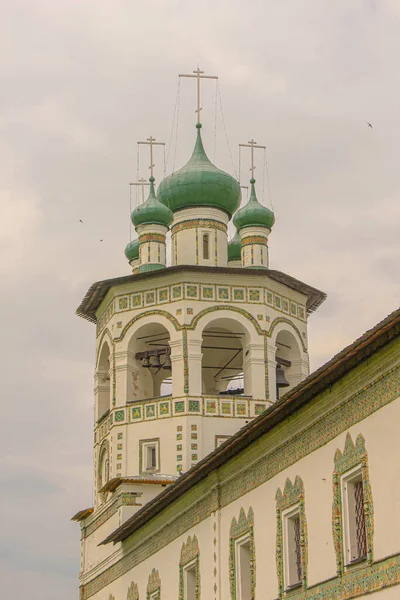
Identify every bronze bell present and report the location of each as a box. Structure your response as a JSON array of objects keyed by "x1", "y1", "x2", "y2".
[
  {"x1": 162, "y1": 354, "x2": 171, "y2": 370},
  {"x1": 276, "y1": 364, "x2": 290, "y2": 388},
  {"x1": 152, "y1": 354, "x2": 162, "y2": 369},
  {"x1": 142, "y1": 356, "x2": 151, "y2": 368}
]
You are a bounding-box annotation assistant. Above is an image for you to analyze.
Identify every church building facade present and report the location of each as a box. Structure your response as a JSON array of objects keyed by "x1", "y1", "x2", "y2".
[{"x1": 73, "y1": 79, "x2": 400, "y2": 599}]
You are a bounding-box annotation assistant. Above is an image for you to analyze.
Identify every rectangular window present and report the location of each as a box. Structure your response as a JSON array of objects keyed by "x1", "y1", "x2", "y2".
[
  {"x1": 236, "y1": 536, "x2": 251, "y2": 600},
  {"x1": 283, "y1": 506, "x2": 302, "y2": 589},
  {"x1": 342, "y1": 468, "x2": 367, "y2": 565},
  {"x1": 202, "y1": 233, "x2": 210, "y2": 260},
  {"x1": 140, "y1": 439, "x2": 160, "y2": 473},
  {"x1": 183, "y1": 561, "x2": 196, "y2": 600}
]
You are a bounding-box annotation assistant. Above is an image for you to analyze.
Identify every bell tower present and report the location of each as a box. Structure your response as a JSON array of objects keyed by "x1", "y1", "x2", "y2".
[{"x1": 73, "y1": 70, "x2": 326, "y2": 580}]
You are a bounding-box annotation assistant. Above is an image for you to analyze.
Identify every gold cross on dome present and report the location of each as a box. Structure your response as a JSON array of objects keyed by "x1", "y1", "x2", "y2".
[
  {"x1": 179, "y1": 67, "x2": 218, "y2": 123},
  {"x1": 239, "y1": 138, "x2": 266, "y2": 180}
]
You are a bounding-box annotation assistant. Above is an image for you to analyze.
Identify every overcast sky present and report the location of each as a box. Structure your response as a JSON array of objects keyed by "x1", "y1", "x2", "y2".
[{"x1": 1, "y1": 1, "x2": 399, "y2": 598}]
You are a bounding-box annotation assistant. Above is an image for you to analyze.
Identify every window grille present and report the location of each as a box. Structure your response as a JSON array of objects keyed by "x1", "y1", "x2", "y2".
[
  {"x1": 354, "y1": 480, "x2": 367, "y2": 559},
  {"x1": 293, "y1": 514, "x2": 302, "y2": 582}
]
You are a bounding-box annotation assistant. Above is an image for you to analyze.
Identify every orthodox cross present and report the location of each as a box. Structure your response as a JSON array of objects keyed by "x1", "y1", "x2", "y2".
[
  {"x1": 179, "y1": 67, "x2": 218, "y2": 123},
  {"x1": 129, "y1": 177, "x2": 149, "y2": 204},
  {"x1": 239, "y1": 138, "x2": 266, "y2": 180},
  {"x1": 137, "y1": 136, "x2": 165, "y2": 178}
]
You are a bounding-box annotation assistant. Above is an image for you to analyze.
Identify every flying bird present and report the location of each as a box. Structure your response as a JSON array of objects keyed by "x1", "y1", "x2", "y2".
[
  {"x1": 79, "y1": 219, "x2": 83, "y2": 223},
  {"x1": 367, "y1": 122, "x2": 373, "y2": 129},
  {"x1": 100, "y1": 239, "x2": 103, "y2": 242}
]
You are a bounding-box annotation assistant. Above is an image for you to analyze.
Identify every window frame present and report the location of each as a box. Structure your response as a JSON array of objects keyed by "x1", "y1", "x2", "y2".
[
  {"x1": 341, "y1": 465, "x2": 367, "y2": 567},
  {"x1": 202, "y1": 232, "x2": 210, "y2": 260},
  {"x1": 235, "y1": 533, "x2": 252, "y2": 600},
  {"x1": 282, "y1": 503, "x2": 303, "y2": 590},
  {"x1": 332, "y1": 433, "x2": 374, "y2": 576},
  {"x1": 179, "y1": 535, "x2": 200, "y2": 600},
  {"x1": 229, "y1": 507, "x2": 255, "y2": 600},
  {"x1": 139, "y1": 438, "x2": 160, "y2": 474}
]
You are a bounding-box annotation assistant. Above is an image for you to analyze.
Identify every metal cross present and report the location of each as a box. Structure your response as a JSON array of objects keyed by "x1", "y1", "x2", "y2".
[
  {"x1": 239, "y1": 139, "x2": 266, "y2": 180},
  {"x1": 129, "y1": 177, "x2": 149, "y2": 204},
  {"x1": 137, "y1": 136, "x2": 165, "y2": 178},
  {"x1": 179, "y1": 67, "x2": 218, "y2": 123}
]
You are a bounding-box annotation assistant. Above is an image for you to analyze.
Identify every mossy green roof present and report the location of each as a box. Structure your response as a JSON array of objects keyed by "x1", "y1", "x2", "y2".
[
  {"x1": 233, "y1": 179, "x2": 275, "y2": 231},
  {"x1": 124, "y1": 239, "x2": 139, "y2": 261},
  {"x1": 131, "y1": 178, "x2": 173, "y2": 228},
  {"x1": 228, "y1": 231, "x2": 242, "y2": 261},
  {"x1": 157, "y1": 124, "x2": 241, "y2": 217}
]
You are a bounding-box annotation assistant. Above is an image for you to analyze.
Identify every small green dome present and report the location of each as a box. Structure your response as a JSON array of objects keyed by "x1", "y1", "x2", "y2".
[
  {"x1": 158, "y1": 124, "x2": 241, "y2": 217},
  {"x1": 228, "y1": 231, "x2": 242, "y2": 261},
  {"x1": 124, "y1": 238, "x2": 139, "y2": 261},
  {"x1": 233, "y1": 179, "x2": 275, "y2": 231},
  {"x1": 131, "y1": 178, "x2": 173, "y2": 228}
]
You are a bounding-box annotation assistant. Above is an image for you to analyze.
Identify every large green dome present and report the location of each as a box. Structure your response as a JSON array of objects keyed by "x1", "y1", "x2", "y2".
[
  {"x1": 233, "y1": 179, "x2": 275, "y2": 231},
  {"x1": 124, "y1": 238, "x2": 139, "y2": 261},
  {"x1": 131, "y1": 177, "x2": 173, "y2": 228},
  {"x1": 158, "y1": 124, "x2": 241, "y2": 217},
  {"x1": 228, "y1": 230, "x2": 242, "y2": 261}
]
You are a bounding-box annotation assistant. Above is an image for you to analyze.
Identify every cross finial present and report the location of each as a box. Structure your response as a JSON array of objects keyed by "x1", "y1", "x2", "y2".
[
  {"x1": 137, "y1": 137, "x2": 165, "y2": 180},
  {"x1": 129, "y1": 177, "x2": 149, "y2": 204},
  {"x1": 179, "y1": 67, "x2": 218, "y2": 124},
  {"x1": 239, "y1": 139, "x2": 266, "y2": 181}
]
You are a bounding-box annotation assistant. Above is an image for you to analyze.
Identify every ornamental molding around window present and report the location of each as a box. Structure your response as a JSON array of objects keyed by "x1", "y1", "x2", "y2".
[
  {"x1": 127, "y1": 581, "x2": 139, "y2": 600},
  {"x1": 332, "y1": 432, "x2": 374, "y2": 576},
  {"x1": 147, "y1": 568, "x2": 161, "y2": 600},
  {"x1": 229, "y1": 507, "x2": 256, "y2": 600},
  {"x1": 179, "y1": 534, "x2": 200, "y2": 600},
  {"x1": 275, "y1": 476, "x2": 308, "y2": 598}
]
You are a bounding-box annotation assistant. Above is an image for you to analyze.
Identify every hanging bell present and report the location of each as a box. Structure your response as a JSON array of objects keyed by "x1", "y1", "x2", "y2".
[
  {"x1": 162, "y1": 354, "x2": 171, "y2": 370},
  {"x1": 276, "y1": 364, "x2": 290, "y2": 388},
  {"x1": 142, "y1": 356, "x2": 151, "y2": 368},
  {"x1": 152, "y1": 354, "x2": 162, "y2": 369}
]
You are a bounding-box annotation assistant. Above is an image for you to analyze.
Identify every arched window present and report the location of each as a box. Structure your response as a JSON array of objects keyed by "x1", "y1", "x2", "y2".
[{"x1": 202, "y1": 233, "x2": 209, "y2": 260}]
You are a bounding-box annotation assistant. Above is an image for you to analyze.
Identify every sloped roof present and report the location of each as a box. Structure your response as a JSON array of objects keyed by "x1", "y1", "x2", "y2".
[{"x1": 101, "y1": 305, "x2": 400, "y2": 545}]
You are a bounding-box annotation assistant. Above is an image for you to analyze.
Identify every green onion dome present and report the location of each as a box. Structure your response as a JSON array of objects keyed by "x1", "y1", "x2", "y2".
[
  {"x1": 228, "y1": 230, "x2": 242, "y2": 261},
  {"x1": 131, "y1": 177, "x2": 173, "y2": 228},
  {"x1": 124, "y1": 238, "x2": 139, "y2": 261},
  {"x1": 233, "y1": 179, "x2": 275, "y2": 231},
  {"x1": 157, "y1": 124, "x2": 241, "y2": 217}
]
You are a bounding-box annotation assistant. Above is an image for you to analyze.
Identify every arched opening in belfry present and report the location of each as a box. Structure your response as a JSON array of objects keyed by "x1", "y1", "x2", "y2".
[
  {"x1": 127, "y1": 322, "x2": 172, "y2": 401},
  {"x1": 201, "y1": 318, "x2": 249, "y2": 397},
  {"x1": 97, "y1": 341, "x2": 111, "y2": 419},
  {"x1": 275, "y1": 329, "x2": 302, "y2": 399}
]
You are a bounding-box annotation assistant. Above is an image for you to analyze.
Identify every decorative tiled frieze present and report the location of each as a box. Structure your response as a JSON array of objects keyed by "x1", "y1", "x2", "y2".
[
  {"x1": 332, "y1": 433, "x2": 374, "y2": 576},
  {"x1": 98, "y1": 282, "x2": 307, "y2": 337},
  {"x1": 171, "y1": 218, "x2": 227, "y2": 234},
  {"x1": 229, "y1": 508, "x2": 255, "y2": 600},
  {"x1": 95, "y1": 397, "x2": 266, "y2": 434},
  {"x1": 241, "y1": 235, "x2": 268, "y2": 247},
  {"x1": 139, "y1": 233, "x2": 165, "y2": 244},
  {"x1": 179, "y1": 535, "x2": 200, "y2": 600},
  {"x1": 276, "y1": 476, "x2": 308, "y2": 597}
]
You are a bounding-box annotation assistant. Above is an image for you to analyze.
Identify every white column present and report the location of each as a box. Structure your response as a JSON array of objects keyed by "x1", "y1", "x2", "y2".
[
  {"x1": 169, "y1": 338, "x2": 185, "y2": 397},
  {"x1": 243, "y1": 341, "x2": 267, "y2": 400}
]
